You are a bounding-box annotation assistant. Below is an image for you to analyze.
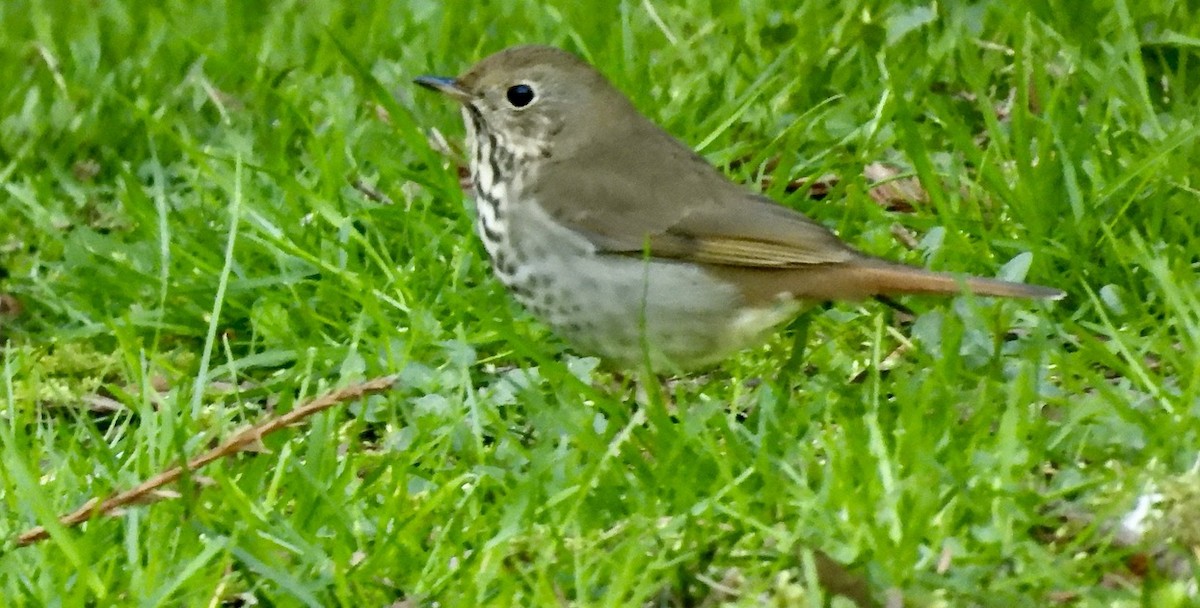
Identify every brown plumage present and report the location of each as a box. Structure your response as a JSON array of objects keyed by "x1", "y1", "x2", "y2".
[{"x1": 417, "y1": 45, "x2": 1063, "y2": 371}]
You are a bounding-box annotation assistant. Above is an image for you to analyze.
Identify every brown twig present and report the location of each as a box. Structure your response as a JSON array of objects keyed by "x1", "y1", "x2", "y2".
[
  {"x1": 15, "y1": 375, "x2": 397, "y2": 547},
  {"x1": 350, "y1": 177, "x2": 395, "y2": 205}
]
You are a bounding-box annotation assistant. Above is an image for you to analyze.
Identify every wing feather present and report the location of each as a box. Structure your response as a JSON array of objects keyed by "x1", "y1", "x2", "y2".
[{"x1": 531, "y1": 117, "x2": 857, "y2": 268}]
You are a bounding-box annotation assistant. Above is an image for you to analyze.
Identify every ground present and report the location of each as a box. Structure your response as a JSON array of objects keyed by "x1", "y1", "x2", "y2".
[{"x1": 1, "y1": 1, "x2": 1198, "y2": 606}]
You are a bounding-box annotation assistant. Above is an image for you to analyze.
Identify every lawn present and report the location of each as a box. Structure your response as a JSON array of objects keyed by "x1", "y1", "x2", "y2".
[{"x1": 1, "y1": 1, "x2": 1198, "y2": 606}]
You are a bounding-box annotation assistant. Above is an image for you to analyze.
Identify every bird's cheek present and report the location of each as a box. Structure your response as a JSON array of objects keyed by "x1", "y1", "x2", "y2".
[{"x1": 544, "y1": 114, "x2": 565, "y2": 137}]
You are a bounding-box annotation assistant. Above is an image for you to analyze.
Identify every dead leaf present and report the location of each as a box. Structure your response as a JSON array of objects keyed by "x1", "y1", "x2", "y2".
[
  {"x1": 889, "y1": 224, "x2": 920, "y2": 250},
  {"x1": 374, "y1": 102, "x2": 392, "y2": 125},
  {"x1": 0, "y1": 294, "x2": 22, "y2": 317},
  {"x1": 82, "y1": 395, "x2": 126, "y2": 413},
  {"x1": 863, "y1": 163, "x2": 926, "y2": 212},
  {"x1": 72, "y1": 159, "x2": 101, "y2": 182}
]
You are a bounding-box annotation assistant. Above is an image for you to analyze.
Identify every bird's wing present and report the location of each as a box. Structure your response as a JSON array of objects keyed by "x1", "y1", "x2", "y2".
[
  {"x1": 531, "y1": 127, "x2": 858, "y2": 268},
  {"x1": 528, "y1": 121, "x2": 1065, "y2": 305}
]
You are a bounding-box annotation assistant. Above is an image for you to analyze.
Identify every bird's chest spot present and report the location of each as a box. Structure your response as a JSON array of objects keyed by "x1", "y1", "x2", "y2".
[
  {"x1": 472, "y1": 182, "x2": 546, "y2": 306},
  {"x1": 474, "y1": 187, "x2": 517, "y2": 277},
  {"x1": 471, "y1": 187, "x2": 596, "y2": 322},
  {"x1": 468, "y1": 146, "x2": 550, "y2": 303}
]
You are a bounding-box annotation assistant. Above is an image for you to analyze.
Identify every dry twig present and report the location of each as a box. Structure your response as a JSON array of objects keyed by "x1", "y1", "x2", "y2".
[{"x1": 15, "y1": 375, "x2": 397, "y2": 547}]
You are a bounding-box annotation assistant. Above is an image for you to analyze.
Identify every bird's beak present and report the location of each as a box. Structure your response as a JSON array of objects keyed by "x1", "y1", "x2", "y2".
[{"x1": 414, "y1": 76, "x2": 472, "y2": 102}]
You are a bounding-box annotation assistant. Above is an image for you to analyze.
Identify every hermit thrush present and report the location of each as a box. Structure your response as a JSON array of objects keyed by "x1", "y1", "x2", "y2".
[{"x1": 416, "y1": 45, "x2": 1063, "y2": 373}]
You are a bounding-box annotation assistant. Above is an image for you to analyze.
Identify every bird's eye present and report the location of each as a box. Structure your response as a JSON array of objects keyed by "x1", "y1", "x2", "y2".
[{"x1": 506, "y1": 84, "x2": 535, "y2": 108}]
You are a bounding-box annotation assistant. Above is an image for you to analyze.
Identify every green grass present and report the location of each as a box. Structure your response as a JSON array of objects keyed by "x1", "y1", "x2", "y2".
[{"x1": 2, "y1": 0, "x2": 1199, "y2": 605}]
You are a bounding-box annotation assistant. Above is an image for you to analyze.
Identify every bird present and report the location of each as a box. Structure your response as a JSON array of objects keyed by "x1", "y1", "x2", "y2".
[{"x1": 415, "y1": 45, "x2": 1063, "y2": 374}]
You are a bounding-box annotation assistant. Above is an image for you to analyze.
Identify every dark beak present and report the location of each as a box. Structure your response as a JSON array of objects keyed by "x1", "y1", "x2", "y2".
[{"x1": 414, "y1": 75, "x2": 472, "y2": 102}]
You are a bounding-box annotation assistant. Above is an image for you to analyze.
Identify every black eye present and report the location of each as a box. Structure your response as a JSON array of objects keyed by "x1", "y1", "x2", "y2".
[{"x1": 506, "y1": 84, "x2": 535, "y2": 108}]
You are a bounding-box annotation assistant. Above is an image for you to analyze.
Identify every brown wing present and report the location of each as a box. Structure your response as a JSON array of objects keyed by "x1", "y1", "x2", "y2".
[
  {"x1": 529, "y1": 113, "x2": 1064, "y2": 304},
  {"x1": 531, "y1": 116, "x2": 858, "y2": 268}
]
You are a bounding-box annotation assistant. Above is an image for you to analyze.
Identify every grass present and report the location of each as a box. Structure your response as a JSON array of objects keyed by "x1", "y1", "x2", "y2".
[{"x1": 1, "y1": 0, "x2": 1198, "y2": 605}]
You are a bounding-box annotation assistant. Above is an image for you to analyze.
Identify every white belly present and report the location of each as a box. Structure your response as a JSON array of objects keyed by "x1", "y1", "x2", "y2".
[{"x1": 490, "y1": 199, "x2": 803, "y2": 372}]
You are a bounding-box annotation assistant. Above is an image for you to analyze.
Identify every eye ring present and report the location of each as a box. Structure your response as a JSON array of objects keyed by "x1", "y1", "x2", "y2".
[{"x1": 506, "y1": 84, "x2": 536, "y2": 108}]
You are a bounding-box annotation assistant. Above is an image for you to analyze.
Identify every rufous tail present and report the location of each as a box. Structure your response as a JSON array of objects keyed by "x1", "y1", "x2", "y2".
[{"x1": 800, "y1": 259, "x2": 1065, "y2": 300}]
